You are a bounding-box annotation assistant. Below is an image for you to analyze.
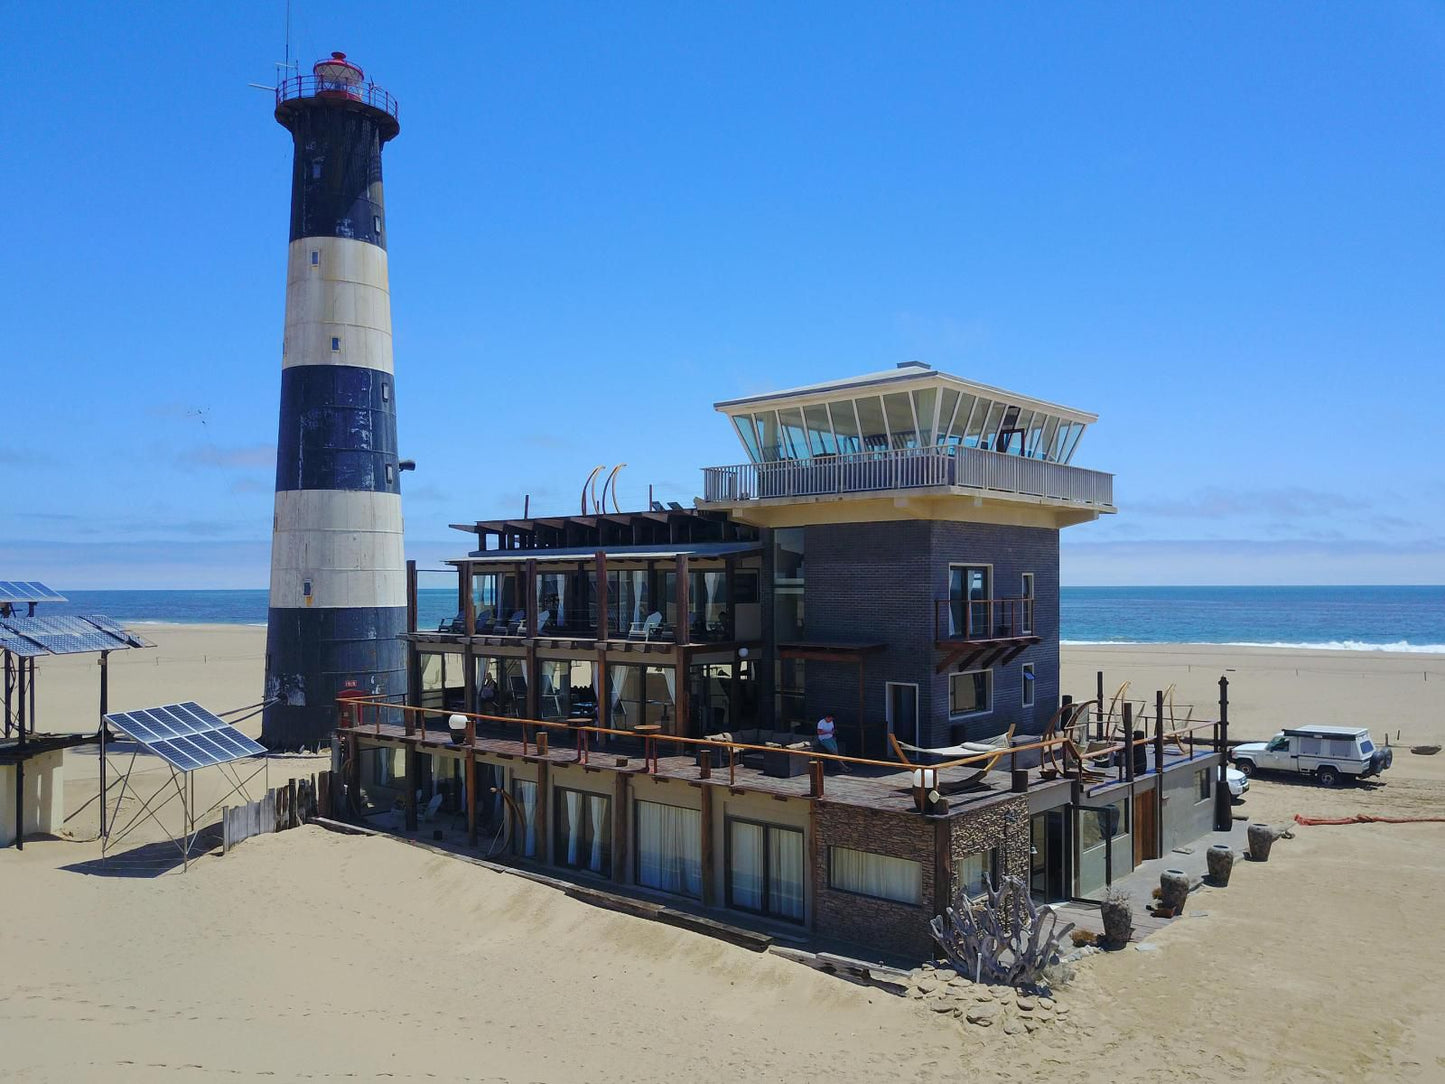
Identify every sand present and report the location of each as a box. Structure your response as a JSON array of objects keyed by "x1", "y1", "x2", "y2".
[{"x1": 4, "y1": 626, "x2": 1443, "y2": 1082}]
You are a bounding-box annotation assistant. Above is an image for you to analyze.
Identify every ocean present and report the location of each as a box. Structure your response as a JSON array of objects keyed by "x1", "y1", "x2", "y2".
[{"x1": 33, "y1": 585, "x2": 1445, "y2": 652}]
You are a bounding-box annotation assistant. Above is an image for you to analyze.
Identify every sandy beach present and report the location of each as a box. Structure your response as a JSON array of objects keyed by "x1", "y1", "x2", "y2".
[{"x1": 4, "y1": 625, "x2": 1444, "y2": 1082}]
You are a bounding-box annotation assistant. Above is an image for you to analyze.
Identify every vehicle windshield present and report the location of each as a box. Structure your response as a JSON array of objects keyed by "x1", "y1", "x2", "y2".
[
  {"x1": 1360, "y1": 739, "x2": 1374, "y2": 754},
  {"x1": 1266, "y1": 736, "x2": 1288, "y2": 751}
]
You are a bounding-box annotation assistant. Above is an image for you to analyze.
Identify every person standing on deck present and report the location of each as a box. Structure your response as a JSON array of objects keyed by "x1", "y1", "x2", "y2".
[{"x1": 817, "y1": 712, "x2": 851, "y2": 772}]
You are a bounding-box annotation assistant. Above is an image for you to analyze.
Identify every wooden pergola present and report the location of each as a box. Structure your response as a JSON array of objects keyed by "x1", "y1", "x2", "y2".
[{"x1": 776, "y1": 641, "x2": 887, "y2": 758}]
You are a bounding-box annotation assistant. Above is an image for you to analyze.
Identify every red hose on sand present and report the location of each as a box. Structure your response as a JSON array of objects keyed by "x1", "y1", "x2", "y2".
[{"x1": 1293, "y1": 813, "x2": 1445, "y2": 826}]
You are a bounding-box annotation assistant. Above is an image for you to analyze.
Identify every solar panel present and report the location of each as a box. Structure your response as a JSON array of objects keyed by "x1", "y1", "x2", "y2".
[
  {"x1": 0, "y1": 614, "x2": 149, "y2": 656},
  {"x1": 0, "y1": 581, "x2": 67, "y2": 605},
  {"x1": 105, "y1": 701, "x2": 267, "y2": 772},
  {"x1": 0, "y1": 627, "x2": 46, "y2": 657}
]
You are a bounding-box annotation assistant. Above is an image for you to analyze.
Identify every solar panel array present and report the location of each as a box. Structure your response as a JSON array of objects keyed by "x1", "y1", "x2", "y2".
[
  {"x1": 0, "y1": 614, "x2": 150, "y2": 656},
  {"x1": 105, "y1": 701, "x2": 267, "y2": 772},
  {"x1": 0, "y1": 581, "x2": 67, "y2": 605}
]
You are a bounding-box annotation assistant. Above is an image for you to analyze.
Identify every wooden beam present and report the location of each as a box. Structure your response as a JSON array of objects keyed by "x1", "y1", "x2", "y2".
[
  {"x1": 612, "y1": 771, "x2": 629, "y2": 884},
  {"x1": 700, "y1": 783, "x2": 715, "y2": 907},
  {"x1": 536, "y1": 760, "x2": 551, "y2": 864},
  {"x1": 463, "y1": 561, "x2": 476, "y2": 635},
  {"x1": 406, "y1": 560, "x2": 418, "y2": 635}
]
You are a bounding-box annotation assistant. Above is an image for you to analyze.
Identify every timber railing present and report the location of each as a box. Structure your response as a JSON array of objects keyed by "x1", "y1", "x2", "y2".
[
  {"x1": 933, "y1": 596, "x2": 1036, "y2": 641},
  {"x1": 335, "y1": 693, "x2": 1223, "y2": 802},
  {"x1": 701, "y1": 445, "x2": 1114, "y2": 506}
]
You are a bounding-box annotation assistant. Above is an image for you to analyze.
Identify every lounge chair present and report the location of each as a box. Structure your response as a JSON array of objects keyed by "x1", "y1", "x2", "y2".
[
  {"x1": 437, "y1": 612, "x2": 465, "y2": 634},
  {"x1": 420, "y1": 792, "x2": 444, "y2": 823},
  {"x1": 889, "y1": 723, "x2": 1018, "y2": 786},
  {"x1": 628, "y1": 612, "x2": 663, "y2": 641},
  {"x1": 495, "y1": 609, "x2": 526, "y2": 635}
]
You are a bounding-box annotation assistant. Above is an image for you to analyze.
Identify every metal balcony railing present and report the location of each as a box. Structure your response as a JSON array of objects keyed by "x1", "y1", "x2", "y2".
[
  {"x1": 934, "y1": 597, "x2": 1037, "y2": 642},
  {"x1": 701, "y1": 445, "x2": 1113, "y2": 507},
  {"x1": 276, "y1": 75, "x2": 400, "y2": 121}
]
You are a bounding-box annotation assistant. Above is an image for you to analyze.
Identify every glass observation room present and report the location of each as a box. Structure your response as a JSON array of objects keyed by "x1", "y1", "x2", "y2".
[{"x1": 714, "y1": 362, "x2": 1096, "y2": 465}]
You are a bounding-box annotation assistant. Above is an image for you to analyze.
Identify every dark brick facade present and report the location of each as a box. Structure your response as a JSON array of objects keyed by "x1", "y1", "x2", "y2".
[{"x1": 781, "y1": 519, "x2": 1059, "y2": 752}]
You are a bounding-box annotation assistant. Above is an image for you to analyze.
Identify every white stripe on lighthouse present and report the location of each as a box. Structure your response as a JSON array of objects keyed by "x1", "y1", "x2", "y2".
[
  {"x1": 282, "y1": 236, "x2": 394, "y2": 373},
  {"x1": 268, "y1": 489, "x2": 406, "y2": 609}
]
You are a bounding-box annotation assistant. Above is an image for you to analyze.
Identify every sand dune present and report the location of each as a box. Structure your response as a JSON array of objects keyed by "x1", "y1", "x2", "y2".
[{"x1": 4, "y1": 626, "x2": 1443, "y2": 1081}]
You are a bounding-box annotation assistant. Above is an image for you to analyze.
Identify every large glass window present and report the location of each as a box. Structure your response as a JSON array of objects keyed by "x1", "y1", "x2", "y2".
[
  {"x1": 963, "y1": 397, "x2": 992, "y2": 448},
  {"x1": 728, "y1": 819, "x2": 805, "y2": 922},
  {"x1": 689, "y1": 662, "x2": 738, "y2": 734},
  {"x1": 689, "y1": 569, "x2": 731, "y2": 640},
  {"x1": 912, "y1": 388, "x2": 937, "y2": 445},
  {"x1": 802, "y1": 404, "x2": 836, "y2": 455},
  {"x1": 955, "y1": 847, "x2": 999, "y2": 900},
  {"x1": 476, "y1": 656, "x2": 528, "y2": 716},
  {"x1": 608, "y1": 664, "x2": 676, "y2": 733},
  {"x1": 773, "y1": 528, "x2": 805, "y2": 584},
  {"x1": 636, "y1": 801, "x2": 702, "y2": 898},
  {"x1": 855, "y1": 396, "x2": 889, "y2": 450},
  {"x1": 882, "y1": 392, "x2": 917, "y2": 448},
  {"x1": 555, "y1": 788, "x2": 611, "y2": 875},
  {"x1": 474, "y1": 571, "x2": 520, "y2": 629},
  {"x1": 538, "y1": 659, "x2": 594, "y2": 720},
  {"x1": 754, "y1": 412, "x2": 784, "y2": 462},
  {"x1": 935, "y1": 389, "x2": 961, "y2": 446},
  {"x1": 949, "y1": 669, "x2": 992, "y2": 717},
  {"x1": 828, "y1": 846, "x2": 922, "y2": 906},
  {"x1": 829, "y1": 401, "x2": 862, "y2": 455},
  {"x1": 608, "y1": 569, "x2": 650, "y2": 636},
  {"x1": 733, "y1": 416, "x2": 762, "y2": 462}
]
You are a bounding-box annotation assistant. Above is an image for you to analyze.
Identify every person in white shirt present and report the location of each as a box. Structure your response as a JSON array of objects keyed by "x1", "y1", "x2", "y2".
[{"x1": 816, "y1": 713, "x2": 851, "y2": 772}]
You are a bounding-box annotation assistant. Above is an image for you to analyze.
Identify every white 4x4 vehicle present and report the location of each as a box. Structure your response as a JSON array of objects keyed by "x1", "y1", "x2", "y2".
[{"x1": 1233, "y1": 725, "x2": 1392, "y2": 787}]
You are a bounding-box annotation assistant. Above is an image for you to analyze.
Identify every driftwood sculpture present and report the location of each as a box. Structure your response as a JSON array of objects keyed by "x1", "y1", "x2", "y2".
[{"x1": 930, "y1": 875, "x2": 1074, "y2": 989}]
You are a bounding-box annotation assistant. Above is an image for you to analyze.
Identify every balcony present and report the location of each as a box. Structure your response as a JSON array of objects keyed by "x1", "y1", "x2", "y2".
[
  {"x1": 933, "y1": 596, "x2": 1040, "y2": 674},
  {"x1": 701, "y1": 446, "x2": 1113, "y2": 509}
]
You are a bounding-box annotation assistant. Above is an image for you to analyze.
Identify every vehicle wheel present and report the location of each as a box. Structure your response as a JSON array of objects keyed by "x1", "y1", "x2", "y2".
[
  {"x1": 1236, "y1": 759, "x2": 1255, "y2": 778},
  {"x1": 1316, "y1": 765, "x2": 1340, "y2": 787}
]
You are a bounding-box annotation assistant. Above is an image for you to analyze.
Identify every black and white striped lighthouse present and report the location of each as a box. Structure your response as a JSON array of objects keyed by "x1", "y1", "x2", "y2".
[{"x1": 262, "y1": 53, "x2": 406, "y2": 750}]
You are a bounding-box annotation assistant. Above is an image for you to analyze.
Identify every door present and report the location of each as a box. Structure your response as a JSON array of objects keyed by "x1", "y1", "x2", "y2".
[
  {"x1": 948, "y1": 566, "x2": 990, "y2": 638},
  {"x1": 1030, "y1": 809, "x2": 1070, "y2": 902},
  {"x1": 886, "y1": 683, "x2": 919, "y2": 747},
  {"x1": 1133, "y1": 790, "x2": 1157, "y2": 866}
]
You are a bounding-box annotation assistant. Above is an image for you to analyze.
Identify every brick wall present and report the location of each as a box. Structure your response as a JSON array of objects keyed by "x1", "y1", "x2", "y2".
[
  {"x1": 947, "y1": 794, "x2": 1031, "y2": 905},
  {"x1": 813, "y1": 800, "x2": 938, "y2": 959}
]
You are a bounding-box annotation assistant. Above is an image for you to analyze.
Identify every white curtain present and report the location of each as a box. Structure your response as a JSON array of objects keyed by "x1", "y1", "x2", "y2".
[
  {"x1": 515, "y1": 779, "x2": 537, "y2": 857},
  {"x1": 586, "y1": 794, "x2": 609, "y2": 873},
  {"x1": 829, "y1": 846, "x2": 922, "y2": 905},
  {"x1": 729, "y1": 821, "x2": 765, "y2": 911},
  {"x1": 610, "y1": 666, "x2": 634, "y2": 729},
  {"x1": 660, "y1": 667, "x2": 676, "y2": 707},
  {"x1": 636, "y1": 801, "x2": 701, "y2": 897},
  {"x1": 563, "y1": 790, "x2": 582, "y2": 867},
  {"x1": 768, "y1": 827, "x2": 805, "y2": 920}
]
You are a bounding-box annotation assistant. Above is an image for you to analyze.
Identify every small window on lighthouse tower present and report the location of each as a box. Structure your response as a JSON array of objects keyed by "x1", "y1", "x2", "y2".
[
  {"x1": 381, "y1": 381, "x2": 390, "y2": 402},
  {"x1": 373, "y1": 215, "x2": 382, "y2": 235},
  {"x1": 331, "y1": 336, "x2": 341, "y2": 352},
  {"x1": 385, "y1": 464, "x2": 395, "y2": 485},
  {"x1": 311, "y1": 250, "x2": 319, "y2": 266}
]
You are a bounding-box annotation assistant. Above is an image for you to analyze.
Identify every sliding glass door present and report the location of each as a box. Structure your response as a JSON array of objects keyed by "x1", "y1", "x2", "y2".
[{"x1": 727, "y1": 819, "x2": 805, "y2": 923}]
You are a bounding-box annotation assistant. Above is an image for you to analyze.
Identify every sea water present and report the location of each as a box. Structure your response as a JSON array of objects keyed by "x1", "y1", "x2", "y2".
[{"x1": 38, "y1": 585, "x2": 1445, "y2": 651}]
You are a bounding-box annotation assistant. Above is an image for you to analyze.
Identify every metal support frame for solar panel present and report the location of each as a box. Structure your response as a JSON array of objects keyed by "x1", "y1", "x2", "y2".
[
  {"x1": 101, "y1": 702, "x2": 269, "y2": 871},
  {"x1": 1, "y1": 605, "x2": 152, "y2": 850}
]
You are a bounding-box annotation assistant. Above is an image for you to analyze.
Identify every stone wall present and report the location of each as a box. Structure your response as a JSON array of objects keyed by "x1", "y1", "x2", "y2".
[{"x1": 813, "y1": 800, "x2": 939, "y2": 959}]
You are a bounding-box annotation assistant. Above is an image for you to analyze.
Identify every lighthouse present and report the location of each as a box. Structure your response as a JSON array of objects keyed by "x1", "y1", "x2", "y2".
[{"x1": 262, "y1": 53, "x2": 406, "y2": 750}]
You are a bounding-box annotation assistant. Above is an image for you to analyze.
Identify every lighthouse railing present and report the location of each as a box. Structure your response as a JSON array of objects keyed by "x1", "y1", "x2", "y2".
[{"x1": 276, "y1": 75, "x2": 400, "y2": 121}]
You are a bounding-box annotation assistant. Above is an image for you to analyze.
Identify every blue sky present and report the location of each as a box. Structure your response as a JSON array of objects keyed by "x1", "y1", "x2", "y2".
[{"x1": 5, "y1": 2, "x2": 1443, "y2": 587}]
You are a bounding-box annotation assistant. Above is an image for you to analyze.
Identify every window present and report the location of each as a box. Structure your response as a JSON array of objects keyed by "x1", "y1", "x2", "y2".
[
  {"x1": 512, "y1": 779, "x2": 538, "y2": 857},
  {"x1": 311, "y1": 160, "x2": 322, "y2": 179},
  {"x1": 1079, "y1": 800, "x2": 1129, "y2": 852},
  {"x1": 302, "y1": 579, "x2": 312, "y2": 598},
  {"x1": 555, "y1": 788, "x2": 611, "y2": 875},
  {"x1": 773, "y1": 528, "x2": 805, "y2": 583},
  {"x1": 948, "y1": 564, "x2": 991, "y2": 638},
  {"x1": 381, "y1": 380, "x2": 390, "y2": 402},
  {"x1": 955, "y1": 848, "x2": 999, "y2": 900},
  {"x1": 384, "y1": 464, "x2": 395, "y2": 485},
  {"x1": 331, "y1": 336, "x2": 341, "y2": 351},
  {"x1": 728, "y1": 820, "x2": 805, "y2": 921},
  {"x1": 636, "y1": 801, "x2": 702, "y2": 898},
  {"x1": 370, "y1": 746, "x2": 404, "y2": 786},
  {"x1": 373, "y1": 214, "x2": 382, "y2": 234},
  {"x1": 310, "y1": 250, "x2": 319, "y2": 266},
  {"x1": 1021, "y1": 573, "x2": 1035, "y2": 634},
  {"x1": 829, "y1": 846, "x2": 922, "y2": 906},
  {"x1": 733, "y1": 569, "x2": 760, "y2": 604},
  {"x1": 949, "y1": 669, "x2": 991, "y2": 717},
  {"x1": 1022, "y1": 663, "x2": 1035, "y2": 709},
  {"x1": 1196, "y1": 768, "x2": 1211, "y2": 801}
]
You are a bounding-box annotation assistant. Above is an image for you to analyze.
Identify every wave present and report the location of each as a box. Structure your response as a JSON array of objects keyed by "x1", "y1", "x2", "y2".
[{"x1": 1063, "y1": 638, "x2": 1445, "y2": 654}]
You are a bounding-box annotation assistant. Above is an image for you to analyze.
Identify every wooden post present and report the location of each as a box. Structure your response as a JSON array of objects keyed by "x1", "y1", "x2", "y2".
[
  {"x1": 1215, "y1": 676, "x2": 1232, "y2": 832},
  {"x1": 612, "y1": 772, "x2": 629, "y2": 884},
  {"x1": 855, "y1": 657, "x2": 866, "y2": 760},
  {"x1": 933, "y1": 817, "x2": 953, "y2": 919},
  {"x1": 404, "y1": 745, "x2": 418, "y2": 832},
  {"x1": 463, "y1": 561, "x2": 476, "y2": 636},
  {"x1": 466, "y1": 744, "x2": 478, "y2": 848},
  {"x1": 536, "y1": 760, "x2": 551, "y2": 864},
  {"x1": 1123, "y1": 702, "x2": 1135, "y2": 783},
  {"x1": 1154, "y1": 690, "x2": 1167, "y2": 860},
  {"x1": 406, "y1": 560, "x2": 418, "y2": 635},
  {"x1": 595, "y1": 551, "x2": 609, "y2": 642},
  {"x1": 700, "y1": 783, "x2": 716, "y2": 906},
  {"x1": 675, "y1": 553, "x2": 690, "y2": 646},
  {"x1": 1096, "y1": 670, "x2": 1105, "y2": 740}
]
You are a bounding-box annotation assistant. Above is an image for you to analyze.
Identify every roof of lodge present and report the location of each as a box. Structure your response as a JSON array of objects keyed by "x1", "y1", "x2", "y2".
[
  {"x1": 451, "y1": 541, "x2": 762, "y2": 566},
  {"x1": 713, "y1": 361, "x2": 1098, "y2": 424}
]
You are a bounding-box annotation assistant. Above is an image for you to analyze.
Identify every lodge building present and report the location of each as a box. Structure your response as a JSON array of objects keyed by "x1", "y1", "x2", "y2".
[{"x1": 340, "y1": 362, "x2": 1230, "y2": 959}]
